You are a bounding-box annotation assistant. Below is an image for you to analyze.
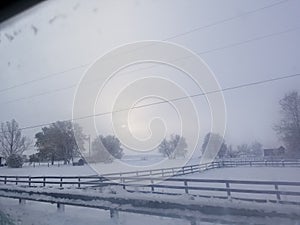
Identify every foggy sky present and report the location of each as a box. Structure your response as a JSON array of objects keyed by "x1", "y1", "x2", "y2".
[{"x1": 0, "y1": 0, "x2": 300, "y2": 155}]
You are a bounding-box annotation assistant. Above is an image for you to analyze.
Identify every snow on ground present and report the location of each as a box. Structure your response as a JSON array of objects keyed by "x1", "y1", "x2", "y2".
[
  {"x1": 0, "y1": 183, "x2": 299, "y2": 225},
  {"x1": 0, "y1": 157, "x2": 200, "y2": 176},
  {"x1": 0, "y1": 197, "x2": 187, "y2": 225},
  {"x1": 0, "y1": 164, "x2": 96, "y2": 176},
  {"x1": 183, "y1": 166, "x2": 300, "y2": 181},
  {"x1": 177, "y1": 166, "x2": 300, "y2": 202},
  {"x1": 1, "y1": 163, "x2": 300, "y2": 225},
  {"x1": 90, "y1": 157, "x2": 200, "y2": 175}
]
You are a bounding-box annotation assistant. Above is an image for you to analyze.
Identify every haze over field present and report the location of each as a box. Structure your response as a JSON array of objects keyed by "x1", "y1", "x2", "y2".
[{"x1": 0, "y1": 0, "x2": 299, "y2": 156}]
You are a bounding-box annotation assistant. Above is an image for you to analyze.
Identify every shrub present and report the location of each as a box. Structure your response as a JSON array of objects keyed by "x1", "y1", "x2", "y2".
[{"x1": 6, "y1": 154, "x2": 23, "y2": 168}]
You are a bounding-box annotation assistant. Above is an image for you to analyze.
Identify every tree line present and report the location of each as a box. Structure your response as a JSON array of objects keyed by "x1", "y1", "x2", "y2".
[
  {"x1": 0, "y1": 91, "x2": 299, "y2": 167},
  {"x1": 0, "y1": 119, "x2": 125, "y2": 167},
  {"x1": 201, "y1": 132, "x2": 264, "y2": 159}
]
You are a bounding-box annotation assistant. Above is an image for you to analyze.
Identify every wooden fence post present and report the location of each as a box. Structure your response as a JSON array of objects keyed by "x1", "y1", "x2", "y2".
[
  {"x1": 78, "y1": 177, "x2": 81, "y2": 188},
  {"x1": 19, "y1": 199, "x2": 26, "y2": 205},
  {"x1": 28, "y1": 177, "x2": 31, "y2": 187},
  {"x1": 151, "y1": 179, "x2": 154, "y2": 192},
  {"x1": 184, "y1": 180, "x2": 189, "y2": 194},
  {"x1": 121, "y1": 178, "x2": 126, "y2": 190},
  {"x1": 4, "y1": 177, "x2": 7, "y2": 184},
  {"x1": 60, "y1": 177, "x2": 63, "y2": 188},
  {"x1": 43, "y1": 177, "x2": 46, "y2": 187},
  {"x1": 225, "y1": 182, "x2": 231, "y2": 199},
  {"x1": 274, "y1": 184, "x2": 281, "y2": 201},
  {"x1": 57, "y1": 203, "x2": 65, "y2": 212},
  {"x1": 110, "y1": 209, "x2": 119, "y2": 220}
]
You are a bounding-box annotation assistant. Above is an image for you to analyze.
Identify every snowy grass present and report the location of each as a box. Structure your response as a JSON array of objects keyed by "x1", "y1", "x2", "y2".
[
  {"x1": 1, "y1": 162, "x2": 300, "y2": 225},
  {"x1": 0, "y1": 164, "x2": 96, "y2": 176},
  {"x1": 0, "y1": 209, "x2": 14, "y2": 225},
  {"x1": 1, "y1": 183, "x2": 300, "y2": 225},
  {"x1": 0, "y1": 197, "x2": 187, "y2": 225},
  {"x1": 0, "y1": 157, "x2": 200, "y2": 176},
  {"x1": 183, "y1": 166, "x2": 300, "y2": 181}
]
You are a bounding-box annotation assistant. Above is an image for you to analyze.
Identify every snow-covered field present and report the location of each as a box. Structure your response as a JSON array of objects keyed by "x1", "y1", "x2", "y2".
[
  {"x1": 0, "y1": 197, "x2": 187, "y2": 225},
  {"x1": 181, "y1": 166, "x2": 300, "y2": 202},
  {"x1": 0, "y1": 157, "x2": 200, "y2": 176},
  {"x1": 1, "y1": 184, "x2": 299, "y2": 225},
  {"x1": 183, "y1": 166, "x2": 300, "y2": 181},
  {"x1": 120, "y1": 166, "x2": 300, "y2": 202},
  {"x1": 0, "y1": 163, "x2": 300, "y2": 225},
  {"x1": 0, "y1": 164, "x2": 96, "y2": 176}
]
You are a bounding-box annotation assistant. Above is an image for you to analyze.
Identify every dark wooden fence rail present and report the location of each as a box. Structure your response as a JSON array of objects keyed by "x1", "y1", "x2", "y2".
[
  {"x1": 1, "y1": 159, "x2": 300, "y2": 205},
  {"x1": 219, "y1": 159, "x2": 300, "y2": 168},
  {"x1": 97, "y1": 159, "x2": 300, "y2": 178},
  {"x1": 101, "y1": 163, "x2": 206, "y2": 178},
  {"x1": 109, "y1": 176, "x2": 300, "y2": 204},
  {"x1": 1, "y1": 159, "x2": 300, "y2": 188},
  {"x1": 1, "y1": 175, "x2": 300, "y2": 205},
  {"x1": 0, "y1": 163, "x2": 205, "y2": 188}
]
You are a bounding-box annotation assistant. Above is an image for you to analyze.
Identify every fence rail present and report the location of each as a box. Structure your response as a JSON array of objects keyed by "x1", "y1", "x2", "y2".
[
  {"x1": 1, "y1": 159, "x2": 300, "y2": 188},
  {"x1": 110, "y1": 176, "x2": 300, "y2": 204},
  {"x1": 98, "y1": 159, "x2": 300, "y2": 178},
  {"x1": 1, "y1": 159, "x2": 300, "y2": 204}
]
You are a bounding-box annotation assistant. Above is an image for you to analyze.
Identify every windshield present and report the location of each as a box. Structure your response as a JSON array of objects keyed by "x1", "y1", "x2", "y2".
[{"x1": 0, "y1": 1, "x2": 299, "y2": 225}]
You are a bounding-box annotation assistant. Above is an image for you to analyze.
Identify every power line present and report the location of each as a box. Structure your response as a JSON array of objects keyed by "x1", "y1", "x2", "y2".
[
  {"x1": 196, "y1": 26, "x2": 299, "y2": 55},
  {"x1": 0, "y1": 63, "x2": 88, "y2": 94},
  {"x1": 75, "y1": 73, "x2": 300, "y2": 119},
  {"x1": 163, "y1": 0, "x2": 290, "y2": 41},
  {"x1": 0, "y1": 0, "x2": 291, "y2": 94},
  {"x1": 115, "y1": 26, "x2": 299, "y2": 77},
  {"x1": 1, "y1": 26, "x2": 298, "y2": 105},
  {"x1": 2, "y1": 84, "x2": 76, "y2": 105},
  {"x1": 1, "y1": 71, "x2": 298, "y2": 134}
]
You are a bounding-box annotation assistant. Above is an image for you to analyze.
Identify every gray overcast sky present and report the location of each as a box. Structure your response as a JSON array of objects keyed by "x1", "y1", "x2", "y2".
[{"x1": 0, "y1": 0, "x2": 299, "y2": 154}]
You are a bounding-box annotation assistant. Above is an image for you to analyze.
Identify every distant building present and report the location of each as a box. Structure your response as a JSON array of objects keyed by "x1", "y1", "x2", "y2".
[{"x1": 263, "y1": 146, "x2": 285, "y2": 158}]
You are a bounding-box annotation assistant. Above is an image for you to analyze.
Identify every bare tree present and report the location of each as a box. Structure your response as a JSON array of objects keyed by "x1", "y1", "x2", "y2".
[
  {"x1": 0, "y1": 119, "x2": 31, "y2": 159},
  {"x1": 226, "y1": 145, "x2": 238, "y2": 158},
  {"x1": 158, "y1": 134, "x2": 188, "y2": 159},
  {"x1": 274, "y1": 91, "x2": 300, "y2": 157},
  {"x1": 158, "y1": 138, "x2": 172, "y2": 158},
  {"x1": 236, "y1": 144, "x2": 250, "y2": 156},
  {"x1": 202, "y1": 132, "x2": 227, "y2": 159},
  {"x1": 170, "y1": 134, "x2": 188, "y2": 159},
  {"x1": 249, "y1": 141, "x2": 263, "y2": 157},
  {"x1": 91, "y1": 135, "x2": 123, "y2": 163}
]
